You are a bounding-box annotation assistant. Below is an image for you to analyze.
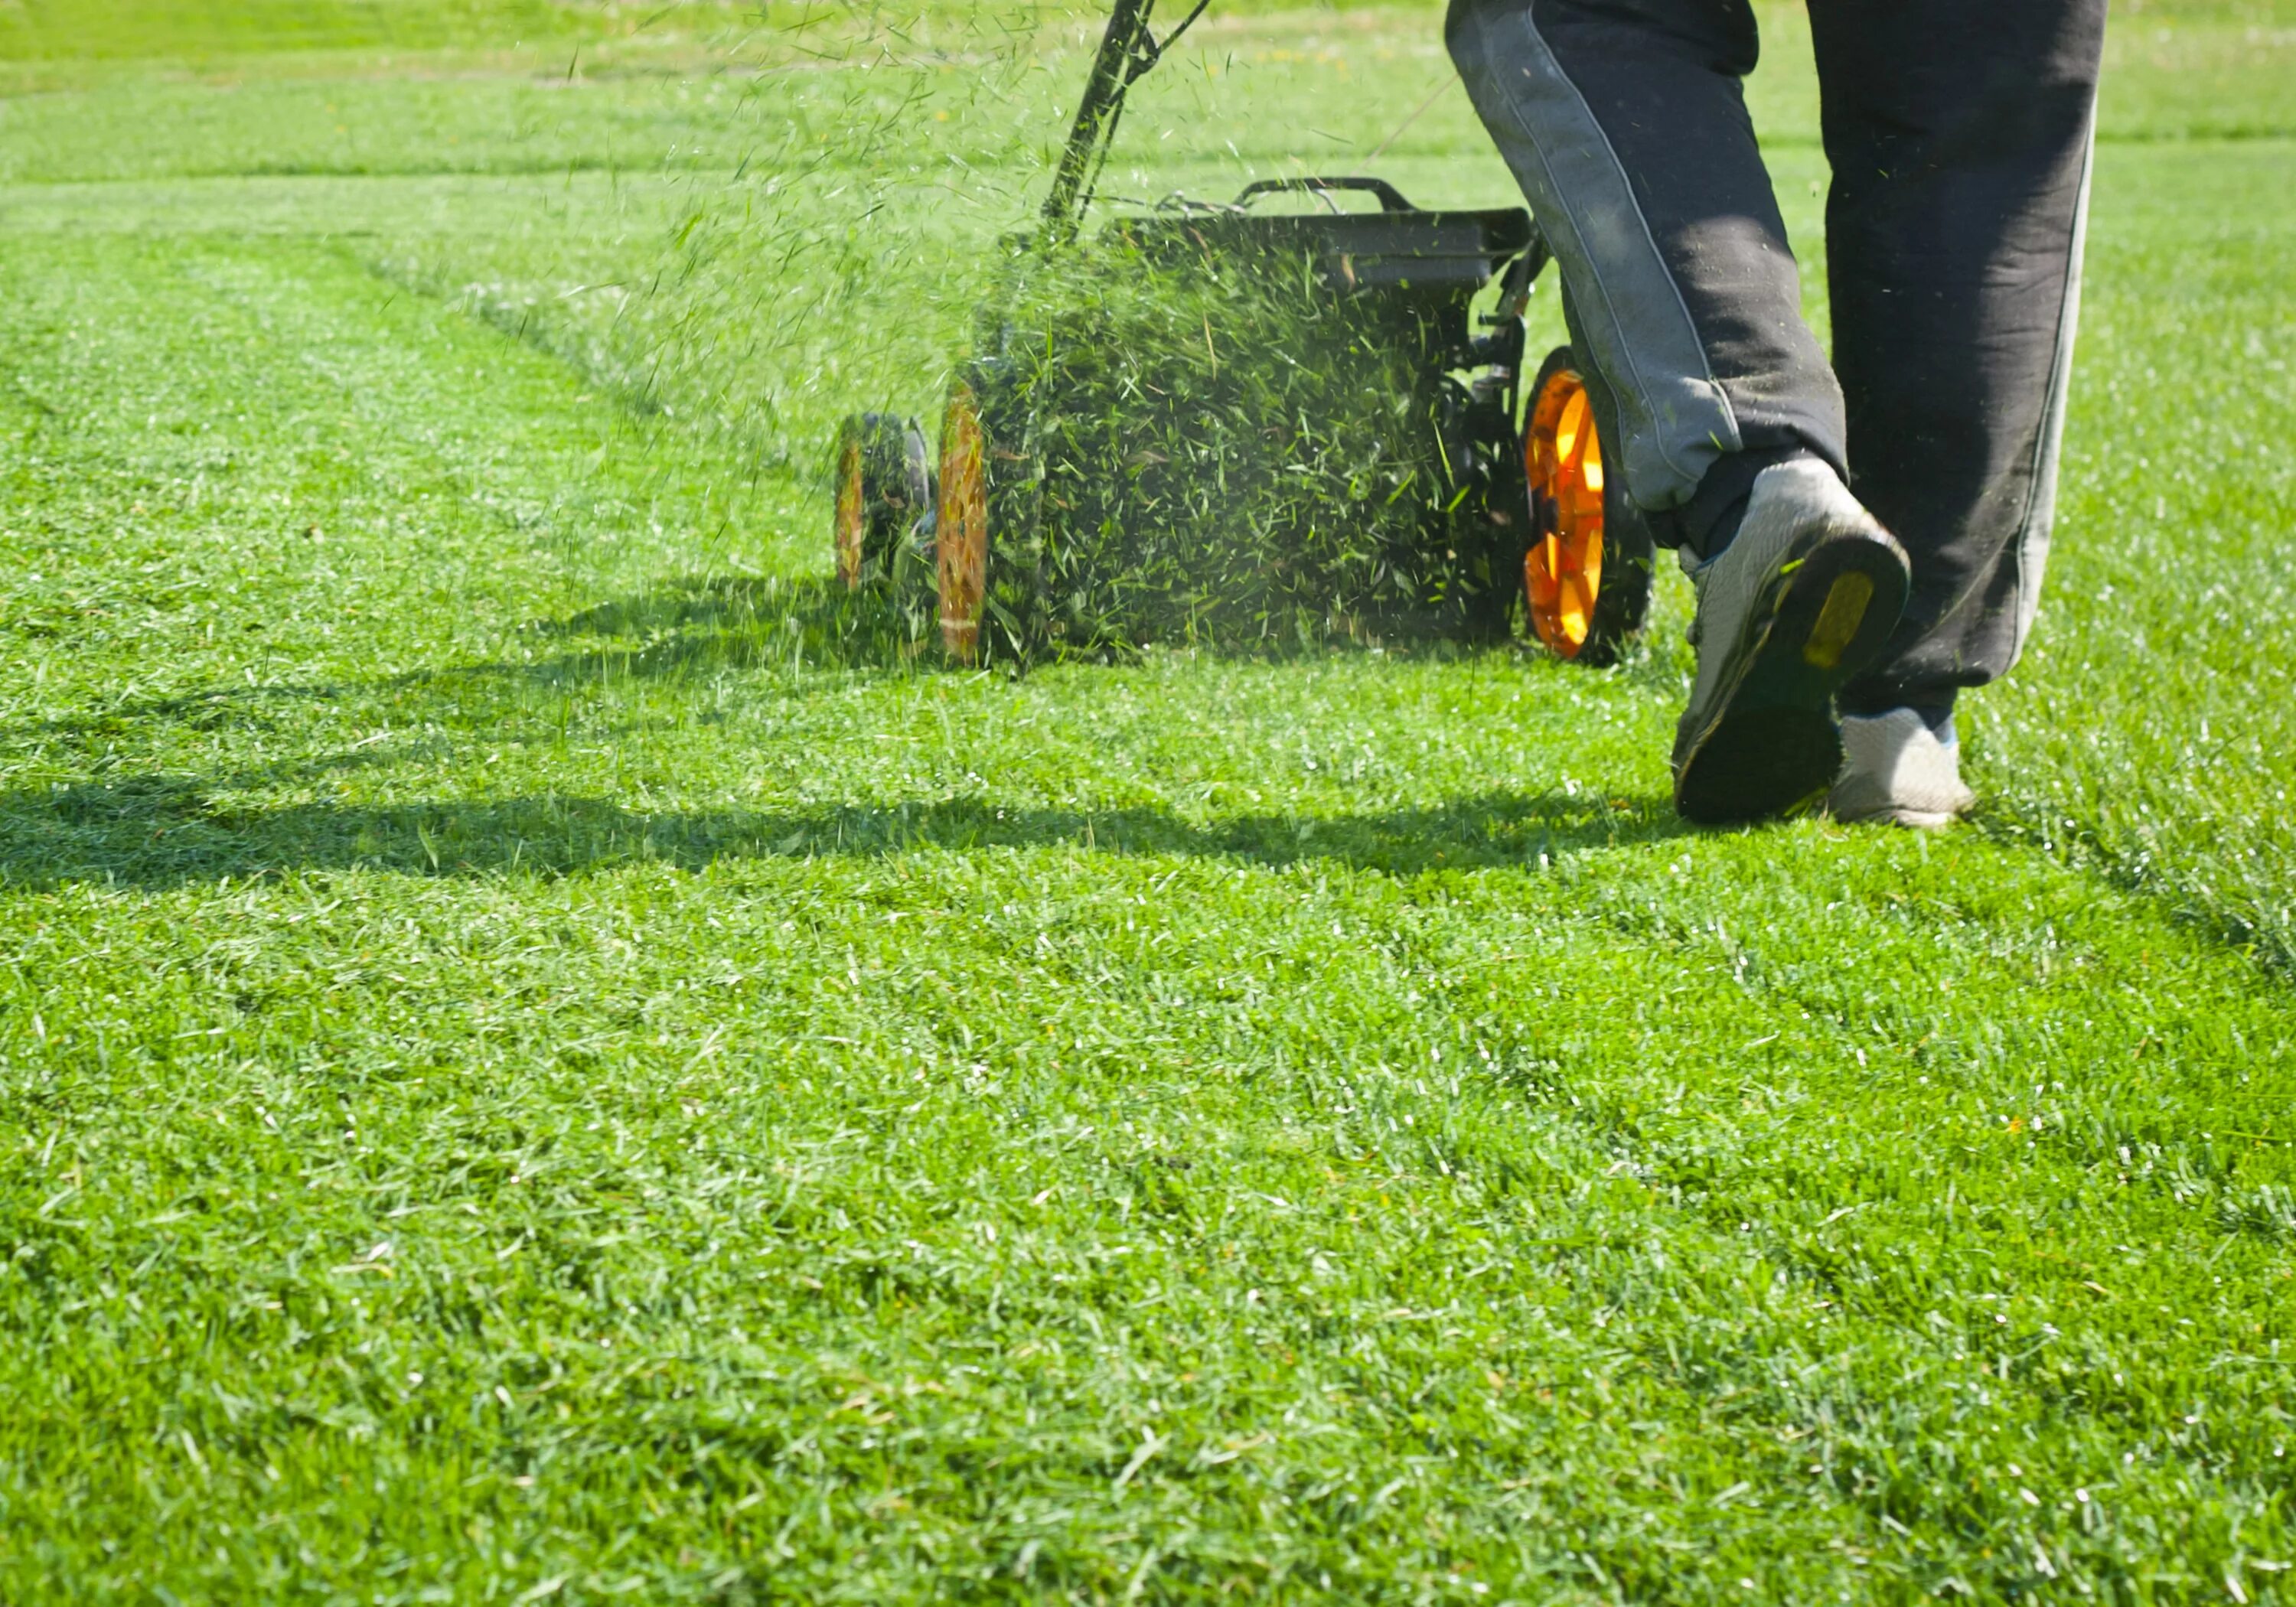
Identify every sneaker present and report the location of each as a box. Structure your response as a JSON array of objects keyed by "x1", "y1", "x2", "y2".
[
  {"x1": 1828, "y1": 708, "x2": 1976, "y2": 828},
  {"x1": 1671, "y1": 460, "x2": 1911, "y2": 824}
]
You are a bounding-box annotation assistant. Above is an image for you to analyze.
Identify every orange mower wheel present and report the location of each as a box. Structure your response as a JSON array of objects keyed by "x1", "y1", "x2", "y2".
[
  {"x1": 932, "y1": 363, "x2": 1039, "y2": 666},
  {"x1": 935, "y1": 379, "x2": 990, "y2": 664},
  {"x1": 1520, "y1": 347, "x2": 1651, "y2": 665},
  {"x1": 1523, "y1": 355, "x2": 1605, "y2": 657},
  {"x1": 829, "y1": 412, "x2": 928, "y2": 592},
  {"x1": 832, "y1": 429, "x2": 866, "y2": 588}
]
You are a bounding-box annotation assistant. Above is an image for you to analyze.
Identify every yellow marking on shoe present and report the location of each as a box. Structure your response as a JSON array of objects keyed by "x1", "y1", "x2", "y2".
[{"x1": 1802, "y1": 572, "x2": 1874, "y2": 670}]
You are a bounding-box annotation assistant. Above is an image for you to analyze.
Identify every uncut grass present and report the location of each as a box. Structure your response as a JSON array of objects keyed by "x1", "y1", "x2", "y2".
[{"x1": 4, "y1": 2, "x2": 2296, "y2": 1601}]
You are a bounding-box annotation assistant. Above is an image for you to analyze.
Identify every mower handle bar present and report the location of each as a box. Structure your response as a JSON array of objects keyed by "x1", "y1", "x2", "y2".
[
  {"x1": 1042, "y1": 0, "x2": 1159, "y2": 237},
  {"x1": 1234, "y1": 176, "x2": 1416, "y2": 214}
]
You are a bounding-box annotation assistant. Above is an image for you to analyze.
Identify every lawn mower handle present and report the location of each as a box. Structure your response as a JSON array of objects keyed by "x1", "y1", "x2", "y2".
[
  {"x1": 1234, "y1": 176, "x2": 1417, "y2": 213},
  {"x1": 1042, "y1": 0, "x2": 1160, "y2": 238}
]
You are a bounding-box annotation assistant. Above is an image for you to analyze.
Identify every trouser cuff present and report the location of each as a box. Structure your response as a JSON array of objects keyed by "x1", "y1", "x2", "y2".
[{"x1": 1666, "y1": 443, "x2": 1821, "y2": 562}]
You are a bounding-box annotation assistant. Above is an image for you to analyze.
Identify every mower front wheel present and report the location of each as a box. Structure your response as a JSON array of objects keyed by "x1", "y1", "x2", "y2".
[
  {"x1": 934, "y1": 363, "x2": 1040, "y2": 665},
  {"x1": 1521, "y1": 347, "x2": 1652, "y2": 665}
]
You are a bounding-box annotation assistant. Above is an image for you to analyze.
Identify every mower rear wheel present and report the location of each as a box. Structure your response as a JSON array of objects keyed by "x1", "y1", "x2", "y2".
[
  {"x1": 832, "y1": 412, "x2": 931, "y2": 592},
  {"x1": 1522, "y1": 348, "x2": 1651, "y2": 665}
]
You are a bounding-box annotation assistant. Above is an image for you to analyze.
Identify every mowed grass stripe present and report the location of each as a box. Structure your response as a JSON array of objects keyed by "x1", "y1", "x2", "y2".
[{"x1": 0, "y1": 232, "x2": 756, "y2": 722}]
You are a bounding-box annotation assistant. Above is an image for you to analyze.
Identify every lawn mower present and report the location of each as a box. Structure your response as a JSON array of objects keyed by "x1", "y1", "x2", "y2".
[{"x1": 829, "y1": 0, "x2": 1652, "y2": 665}]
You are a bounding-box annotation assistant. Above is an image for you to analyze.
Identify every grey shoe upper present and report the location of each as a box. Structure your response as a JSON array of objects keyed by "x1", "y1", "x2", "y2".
[
  {"x1": 1829, "y1": 708, "x2": 1978, "y2": 827},
  {"x1": 1678, "y1": 459, "x2": 1896, "y2": 739}
]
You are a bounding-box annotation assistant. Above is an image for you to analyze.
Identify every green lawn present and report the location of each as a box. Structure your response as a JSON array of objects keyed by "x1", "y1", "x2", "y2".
[{"x1": 2, "y1": 2, "x2": 2294, "y2": 1600}]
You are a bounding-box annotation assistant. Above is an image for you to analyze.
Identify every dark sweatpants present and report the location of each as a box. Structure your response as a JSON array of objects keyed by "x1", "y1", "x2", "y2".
[{"x1": 1447, "y1": 0, "x2": 2105, "y2": 713}]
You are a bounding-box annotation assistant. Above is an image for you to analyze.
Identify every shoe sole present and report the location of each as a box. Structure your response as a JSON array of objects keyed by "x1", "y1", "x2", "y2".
[{"x1": 1675, "y1": 529, "x2": 1910, "y2": 826}]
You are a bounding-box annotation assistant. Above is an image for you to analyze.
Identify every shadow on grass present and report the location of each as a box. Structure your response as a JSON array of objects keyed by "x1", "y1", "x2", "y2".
[
  {"x1": 1, "y1": 775, "x2": 1681, "y2": 892},
  {"x1": 2, "y1": 576, "x2": 915, "y2": 747},
  {"x1": 0, "y1": 573, "x2": 1683, "y2": 891}
]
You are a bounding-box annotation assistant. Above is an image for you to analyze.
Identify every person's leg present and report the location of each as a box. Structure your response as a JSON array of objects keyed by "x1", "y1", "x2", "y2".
[
  {"x1": 1447, "y1": 0, "x2": 1911, "y2": 824},
  {"x1": 1812, "y1": 0, "x2": 2107, "y2": 732},
  {"x1": 1446, "y1": 0, "x2": 1838, "y2": 544}
]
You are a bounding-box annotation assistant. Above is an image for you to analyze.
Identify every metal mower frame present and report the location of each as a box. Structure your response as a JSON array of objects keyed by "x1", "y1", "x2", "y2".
[{"x1": 828, "y1": 0, "x2": 1653, "y2": 665}]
